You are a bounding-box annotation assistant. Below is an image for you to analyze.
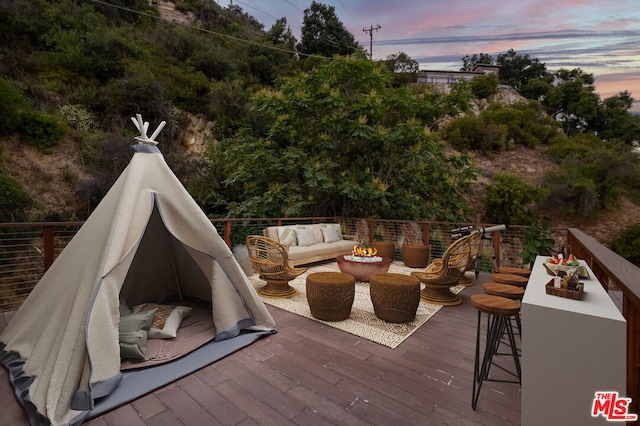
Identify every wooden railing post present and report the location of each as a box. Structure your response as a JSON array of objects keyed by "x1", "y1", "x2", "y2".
[
  {"x1": 422, "y1": 222, "x2": 429, "y2": 247},
  {"x1": 43, "y1": 226, "x2": 54, "y2": 272},
  {"x1": 223, "y1": 221, "x2": 232, "y2": 248},
  {"x1": 493, "y1": 231, "x2": 502, "y2": 270}
]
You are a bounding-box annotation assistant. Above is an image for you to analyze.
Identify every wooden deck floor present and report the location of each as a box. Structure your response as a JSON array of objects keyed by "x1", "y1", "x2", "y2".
[{"x1": 4, "y1": 273, "x2": 522, "y2": 425}]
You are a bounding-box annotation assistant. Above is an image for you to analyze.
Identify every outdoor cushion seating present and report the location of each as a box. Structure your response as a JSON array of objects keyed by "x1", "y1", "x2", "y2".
[
  {"x1": 263, "y1": 223, "x2": 355, "y2": 267},
  {"x1": 246, "y1": 235, "x2": 307, "y2": 298}
]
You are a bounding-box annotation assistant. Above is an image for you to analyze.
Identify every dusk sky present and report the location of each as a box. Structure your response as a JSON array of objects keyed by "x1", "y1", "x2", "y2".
[{"x1": 235, "y1": 0, "x2": 640, "y2": 111}]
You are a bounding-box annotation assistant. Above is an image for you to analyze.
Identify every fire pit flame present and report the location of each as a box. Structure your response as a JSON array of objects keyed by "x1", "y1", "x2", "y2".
[{"x1": 352, "y1": 244, "x2": 378, "y2": 257}]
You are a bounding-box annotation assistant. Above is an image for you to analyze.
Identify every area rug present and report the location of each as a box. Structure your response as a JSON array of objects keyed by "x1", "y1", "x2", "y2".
[{"x1": 249, "y1": 261, "x2": 465, "y2": 349}]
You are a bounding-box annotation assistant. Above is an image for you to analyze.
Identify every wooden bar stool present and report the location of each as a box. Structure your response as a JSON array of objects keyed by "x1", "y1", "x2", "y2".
[
  {"x1": 482, "y1": 283, "x2": 524, "y2": 300},
  {"x1": 482, "y1": 283, "x2": 524, "y2": 336},
  {"x1": 491, "y1": 273, "x2": 529, "y2": 288},
  {"x1": 496, "y1": 266, "x2": 531, "y2": 277},
  {"x1": 470, "y1": 294, "x2": 522, "y2": 410}
]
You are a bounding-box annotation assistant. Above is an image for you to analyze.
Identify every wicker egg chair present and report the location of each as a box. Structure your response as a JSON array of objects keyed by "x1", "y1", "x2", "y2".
[
  {"x1": 246, "y1": 235, "x2": 307, "y2": 298},
  {"x1": 410, "y1": 232, "x2": 475, "y2": 306},
  {"x1": 459, "y1": 231, "x2": 482, "y2": 286}
]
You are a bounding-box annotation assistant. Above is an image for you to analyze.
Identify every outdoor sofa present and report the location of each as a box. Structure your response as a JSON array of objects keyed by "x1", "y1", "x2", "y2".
[{"x1": 263, "y1": 223, "x2": 355, "y2": 267}]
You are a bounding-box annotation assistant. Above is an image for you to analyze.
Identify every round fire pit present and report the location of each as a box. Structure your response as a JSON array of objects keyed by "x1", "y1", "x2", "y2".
[{"x1": 336, "y1": 255, "x2": 392, "y2": 282}]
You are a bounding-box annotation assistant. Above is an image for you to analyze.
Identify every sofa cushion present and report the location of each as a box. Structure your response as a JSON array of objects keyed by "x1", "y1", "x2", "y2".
[
  {"x1": 295, "y1": 227, "x2": 317, "y2": 247},
  {"x1": 288, "y1": 240, "x2": 355, "y2": 260},
  {"x1": 321, "y1": 224, "x2": 342, "y2": 243},
  {"x1": 278, "y1": 226, "x2": 297, "y2": 246}
]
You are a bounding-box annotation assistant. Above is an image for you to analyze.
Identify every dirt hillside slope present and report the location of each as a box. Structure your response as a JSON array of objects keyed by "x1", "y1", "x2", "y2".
[{"x1": 3, "y1": 130, "x2": 638, "y2": 245}]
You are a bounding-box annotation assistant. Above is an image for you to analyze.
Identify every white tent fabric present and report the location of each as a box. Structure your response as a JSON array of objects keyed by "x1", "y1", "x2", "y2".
[{"x1": 0, "y1": 144, "x2": 276, "y2": 425}]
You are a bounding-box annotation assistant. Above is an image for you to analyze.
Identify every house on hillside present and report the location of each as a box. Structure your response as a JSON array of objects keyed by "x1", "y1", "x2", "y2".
[{"x1": 418, "y1": 63, "x2": 500, "y2": 85}]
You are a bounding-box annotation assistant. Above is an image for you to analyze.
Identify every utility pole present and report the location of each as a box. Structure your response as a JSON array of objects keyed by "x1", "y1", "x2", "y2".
[{"x1": 362, "y1": 25, "x2": 381, "y2": 61}]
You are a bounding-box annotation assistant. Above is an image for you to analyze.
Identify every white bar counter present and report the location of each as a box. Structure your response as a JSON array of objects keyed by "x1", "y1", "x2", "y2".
[{"x1": 521, "y1": 255, "x2": 627, "y2": 425}]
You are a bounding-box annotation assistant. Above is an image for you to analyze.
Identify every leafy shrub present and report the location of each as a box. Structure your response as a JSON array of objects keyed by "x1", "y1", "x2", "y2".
[
  {"x1": 543, "y1": 136, "x2": 638, "y2": 216},
  {"x1": 484, "y1": 172, "x2": 541, "y2": 225},
  {"x1": 17, "y1": 111, "x2": 67, "y2": 152},
  {"x1": 59, "y1": 104, "x2": 99, "y2": 130},
  {"x1": 0, "y1": 172, "x2": 34, "y2": 222},
  {"x1": 609, "y1": 224, "x2": 640, "y2": 267},
  {"x1": 443, "y1": 102, "x2": 558, "y2": 154},
  {"x1": 230, "y1": 225, "x2": 255, "y2": 246},
  {"x1": 441, "y1": 115, "x2": 485, "y2": 152},
  {"x1": 542, "y1": 166, "x2": 600, "y2": 217},
  {"x1": 470, "y1": 73, "x2": 499, "y2": 99},
  {"x1": 0, "y1": 77, "x2": 26, "y2": 134},
  {"x1": 482, "y1": 102, "x2": 556, "y2": 147}
]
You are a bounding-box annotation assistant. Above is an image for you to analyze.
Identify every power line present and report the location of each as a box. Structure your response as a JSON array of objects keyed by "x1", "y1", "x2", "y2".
[
  {"x1": 235, "y1": 0, "x2": 280, "y2": 23},
  {"x1": 86, "y1": 0, "x2": 332, "y2": 60}
]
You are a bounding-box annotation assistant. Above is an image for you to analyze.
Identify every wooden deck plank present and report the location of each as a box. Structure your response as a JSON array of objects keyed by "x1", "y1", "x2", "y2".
[
  {"x1": 1, "y1": 271, "x2": 522, "y2": 425},
  {"x1": 155, "y1": 385, "x2": 223, "y2": 425},
  {"x1": 176, "y1": 374, "x2": 248, "y2": 425}
]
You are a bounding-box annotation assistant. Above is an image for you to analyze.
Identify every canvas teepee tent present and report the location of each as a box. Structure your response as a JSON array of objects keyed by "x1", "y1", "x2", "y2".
[{"x1": 0, "y1": 116, "x2": 276, "y2": 425}]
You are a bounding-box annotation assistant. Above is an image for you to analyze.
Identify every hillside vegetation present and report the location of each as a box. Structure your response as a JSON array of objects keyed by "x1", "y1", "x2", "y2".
[{"x1": 1, "y1": 0, "x2": 640, "y2": 251}]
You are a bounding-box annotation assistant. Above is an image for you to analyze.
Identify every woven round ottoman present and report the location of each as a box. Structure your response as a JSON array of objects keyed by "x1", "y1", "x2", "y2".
[
  {"x1": 370, "y1": 273, "x2": 420, "y2": 323},
  {"x1": 402, "y1": 244, "x2": 430, "y2": 268},
  {"x1": 306, "y1": 272, "x2": 356, "y2": 321},
  {"x1": 371, "y1": 241, "x2": 396, "y2": 260}
]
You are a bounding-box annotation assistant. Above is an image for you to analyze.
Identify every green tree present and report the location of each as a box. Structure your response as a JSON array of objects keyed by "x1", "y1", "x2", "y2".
[
  {"x1": 296, "y1": 1, "x2": 360, "y2": 57},
  {"x1": 266, "y1": 17, "x2": 297, "y2": 50},
  {"x1": 594, "y1": 91, "x2": 640, "y2": 143},
  {"x1": 460, "y1": 52, "x2": 494, "y2": 71},
  {"x1": 542, "y1": 68, "x2": 601, "y2": 135},
  {"x1": 213, "y1": 54, "x2": 477, "y2": 220},
  {"x1": 496, "y1": 49, "x2": 550, "y2": 93},
  {"x1": 382, "y1": 52, "x2": 418, "y2": 86}
]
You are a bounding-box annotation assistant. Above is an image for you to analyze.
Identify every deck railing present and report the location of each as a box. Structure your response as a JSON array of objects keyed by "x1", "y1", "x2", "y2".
[{"x1": 1, "y1": 219, "x2": 638, "y2": 411}]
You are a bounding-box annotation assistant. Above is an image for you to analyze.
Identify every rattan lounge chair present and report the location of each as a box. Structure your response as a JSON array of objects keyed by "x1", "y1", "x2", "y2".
[
  {"x1": 410, "y1": 231, "x2": 476, "y2": 306},
  {"x1": 459, "y1": 230, "x2": 482, "y2": 286},
  {"x1": 246, "y1": 235, "x2": 307, "y2": 298}
]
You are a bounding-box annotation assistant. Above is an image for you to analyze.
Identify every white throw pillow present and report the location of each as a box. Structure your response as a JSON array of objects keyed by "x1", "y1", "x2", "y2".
[
  {"x1": 295, "y1": 227, "x2": 317, "y2": 247},
  {"x1": 278, "y1": 227, "x2": 297, "y2": 246},
  {"x1": 133, "y1": 304, "x2": 193, "y2": 339},
  {"x1": 308, "y1": 225, "x2": 324, "y2": 243},
  {"x1": 321, "y1": 225, "x2": 342, "y2": 243}
]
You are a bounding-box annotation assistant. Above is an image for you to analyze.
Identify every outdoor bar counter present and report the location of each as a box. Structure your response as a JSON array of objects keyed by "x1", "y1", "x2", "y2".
[{"x1": 522, "y1": 255, "x2": 627, "y2": 425}]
